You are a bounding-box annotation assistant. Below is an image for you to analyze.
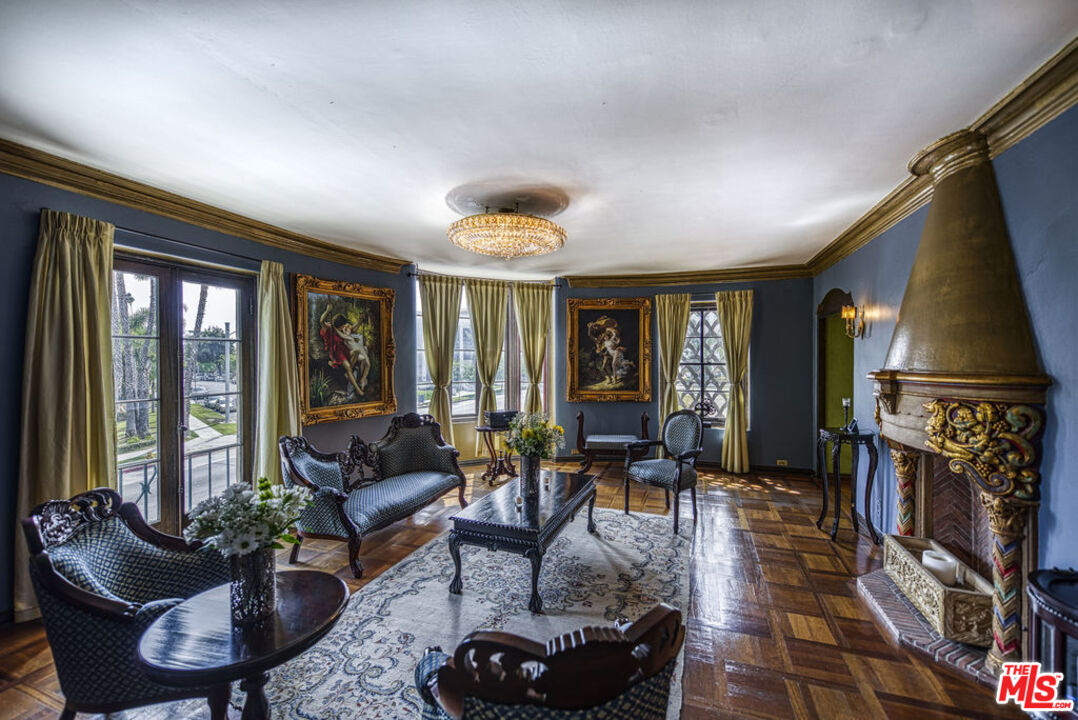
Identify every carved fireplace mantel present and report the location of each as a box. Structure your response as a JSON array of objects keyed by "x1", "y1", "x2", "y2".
[{"x1": 867, "y1": 128, "x2": 1051, "y2": 676}]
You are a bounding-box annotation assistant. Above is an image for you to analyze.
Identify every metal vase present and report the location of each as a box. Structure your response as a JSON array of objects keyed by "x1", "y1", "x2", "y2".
[
  {"x1": 230, "y1": 548, "x2": 277, "y2": 625},
  {"x1": 520, "y1": 454, "x2": 541, "y2": 499}
]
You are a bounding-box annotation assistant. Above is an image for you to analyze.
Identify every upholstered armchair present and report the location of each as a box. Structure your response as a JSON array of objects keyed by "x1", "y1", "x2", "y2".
[
  {"x1": 624, "y1": 409, "x2": 704, "y2": 534},
  {"x1": 21, "y1": 488, "x2": 230, "y2": 720},
  {"x1": 280, "y1": 414, "x2": 466, "y2": 578},
  {"x1": 415, "y1": 603, "x2": 685, "y2": 720}
]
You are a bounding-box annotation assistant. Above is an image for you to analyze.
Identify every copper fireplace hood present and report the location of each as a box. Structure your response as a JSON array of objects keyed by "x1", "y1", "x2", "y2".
[{"x1": 868, "y1": 128, "x2": 1051, "y2": 674}]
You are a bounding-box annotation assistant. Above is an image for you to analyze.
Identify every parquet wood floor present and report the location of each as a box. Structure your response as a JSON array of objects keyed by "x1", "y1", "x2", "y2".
[{"x1": 0, "y1": 462, "x2": 1022, "y2": 719}]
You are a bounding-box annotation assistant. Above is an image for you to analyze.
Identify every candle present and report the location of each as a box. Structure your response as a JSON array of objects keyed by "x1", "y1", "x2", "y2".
[{"x1": 921, "y1": 549, "x2": 958, "y2": 586}]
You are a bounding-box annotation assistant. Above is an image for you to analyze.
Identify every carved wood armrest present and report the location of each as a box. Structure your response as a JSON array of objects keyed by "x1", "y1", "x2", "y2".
[{"x1": 120, "y1": 503, "x2": 202, "y2": 553}]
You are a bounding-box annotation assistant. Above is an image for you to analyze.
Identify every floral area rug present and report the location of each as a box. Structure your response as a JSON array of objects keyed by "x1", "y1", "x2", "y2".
[{"x1": 122, "y1": 508, "x2": 690, "y2": 719}]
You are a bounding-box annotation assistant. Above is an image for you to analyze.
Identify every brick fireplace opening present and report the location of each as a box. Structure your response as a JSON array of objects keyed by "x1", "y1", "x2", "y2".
[{"x1": 928, "y1": 456, "x2": 992, "y2": 582}]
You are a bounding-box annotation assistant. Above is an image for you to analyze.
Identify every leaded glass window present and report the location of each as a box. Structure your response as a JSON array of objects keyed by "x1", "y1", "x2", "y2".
[{"x1": 676, "y1": 307, "x2": 728, "y2": 421}]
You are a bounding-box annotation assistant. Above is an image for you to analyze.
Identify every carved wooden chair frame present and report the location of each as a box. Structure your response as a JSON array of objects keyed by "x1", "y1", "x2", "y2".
[{"x1": 426, "y1": 603, "x2": 684, "y2": 719}]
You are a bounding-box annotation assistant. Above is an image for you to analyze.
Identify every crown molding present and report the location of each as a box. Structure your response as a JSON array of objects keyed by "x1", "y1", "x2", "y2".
[
  {"x1": 564, "y1": 263, "x2": 812, "y2": 288},
  {"x1": 808, "y1": 36, "x2": 1078, "y2": 275},
  {"x1": 0, "y1": 138, "x2": 409, "y2": 274}
]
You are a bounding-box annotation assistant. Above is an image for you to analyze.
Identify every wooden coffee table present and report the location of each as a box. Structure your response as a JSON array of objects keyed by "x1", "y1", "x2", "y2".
[
  {"x1": 448, "y1": 469, "x2": 597, "y2": 614},
  {"x1": 138, "y1": 569, "x2": 348, "y2": 719}
]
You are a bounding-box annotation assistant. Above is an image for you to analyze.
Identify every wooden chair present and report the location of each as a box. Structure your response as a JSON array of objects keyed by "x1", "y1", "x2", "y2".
[
  {"x1": 415, "y1": 604, "x2": 685, "y2": 720},
  {"x1": 624, "y1": 410, "x2": 704, "y2": 534}
]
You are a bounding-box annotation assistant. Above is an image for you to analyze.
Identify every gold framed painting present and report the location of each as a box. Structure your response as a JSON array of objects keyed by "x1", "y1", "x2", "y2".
[
  {"x1": 295, "y1": 274, "x2": 396, "y2": 424},
  {"x1": 567, "y1": 297, "x2": 652, "y2": 402}
]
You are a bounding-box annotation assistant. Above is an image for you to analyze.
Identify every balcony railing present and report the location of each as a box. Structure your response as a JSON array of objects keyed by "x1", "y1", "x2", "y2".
[{"x1": 119, "y1": 442, "x2": 243, "y2": 524}]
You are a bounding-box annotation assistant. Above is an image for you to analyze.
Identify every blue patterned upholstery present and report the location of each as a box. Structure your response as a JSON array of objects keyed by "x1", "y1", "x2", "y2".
[
  {"x1": 345, "y1": 471, "x2": 461, "y2": 532},
  {"x1": 663, "y1": 412, "x2": 702, "y2": 458},
  {"x1": 627, "y1": 458, "x2": 697, "y2": 490},
  {"x1": 371, "y1": 425, "x2": 461, "y2": 480},
  {"x1": 46, "y1": 519, "x2": 229, "y2": 604},
  {"x1": 288, "y1": 450, "x2": 346, "y2": 492},
  {"x1": 280, "y1": 418, "x2": 465, "y2": 577},
  {"x1": 25, "y1": 497, "x2": 228, "y2": 712},
  {"x1": 416, "y1": 657, "x2": 677, "y2": 720}
]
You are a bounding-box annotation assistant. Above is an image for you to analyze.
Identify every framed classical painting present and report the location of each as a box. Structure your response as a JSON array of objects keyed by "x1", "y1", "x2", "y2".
[
  {"x1": 294, "y1": 274, "x2": 396, "y2": 424},
  {"x1": 567, "y1": 297, "x2": 652, "y2": 402}
]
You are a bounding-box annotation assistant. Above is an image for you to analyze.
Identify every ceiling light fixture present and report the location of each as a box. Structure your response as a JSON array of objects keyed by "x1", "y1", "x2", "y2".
[{"x1": 447, "y1": 208, "x2": 566, "y2": 260}]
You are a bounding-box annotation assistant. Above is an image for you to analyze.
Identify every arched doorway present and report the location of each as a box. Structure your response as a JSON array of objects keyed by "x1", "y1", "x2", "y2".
[{"x1": 817, "y1": 288, "x2": 854, "y2": 475}]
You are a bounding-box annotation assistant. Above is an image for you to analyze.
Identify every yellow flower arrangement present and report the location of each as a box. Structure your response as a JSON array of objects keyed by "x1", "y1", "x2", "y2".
[{"x1": 505, "y1": 412, "x2": 565, "y2": 459}]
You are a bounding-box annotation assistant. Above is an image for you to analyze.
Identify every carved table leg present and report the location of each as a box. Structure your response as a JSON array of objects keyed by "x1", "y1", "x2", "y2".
[
  {"x1": 830, "y1": 440, "x2": 842, "y2": 541},
  {"x1": 587, "y1": 490, "x2": 597, "y2": 534},
  {"x1": 889, "y1": 445, "x2": 919, "y2": 537},
  {"x1": 981, "y1": 493, "x2": 1031, "y2": 675},
  {"x1": 849, "y1": 440, "x2": 861, "y2": 534},
  {"x1": 864, "y1": 441, "x2": 880, "y2": 544},
  {"x1": 525, "y1": 548, "x2": 543, "y2": 614},
  {"x1": 816, "y1": 437, "x2": 829, "y2": 530},
  {"x1": 448, "y1": 531, "x2": 463, "y2": 595},
  {"x1": 240, "y1": 672, "x2": 270, "y2": 720},
  {"x1": 481, "y1": 431, "x2": 497, "y2": 484},
  {"x1": 208, "y1": 684, "x2": 231, "y2": 720}
]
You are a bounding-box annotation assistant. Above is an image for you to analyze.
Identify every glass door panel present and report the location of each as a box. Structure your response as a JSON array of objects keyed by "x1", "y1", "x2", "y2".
[
  {"x1": 182, "y1": 280, "x2": 243, "y2": 512},
  {"x1": 112, "y1": 271, "x2": 161, "y2": 524}
]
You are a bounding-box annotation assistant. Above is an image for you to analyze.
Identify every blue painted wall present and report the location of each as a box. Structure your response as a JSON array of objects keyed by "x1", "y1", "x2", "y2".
[
  {"x1": 0, "y1": 172, "x2": 417, "y2": 616},
  {"x1": 814, "y1": 104, "x2": 1078, "y2": 568},
  {"x1": 553, "y1": 277, "x2": 815, "y2": 469}
]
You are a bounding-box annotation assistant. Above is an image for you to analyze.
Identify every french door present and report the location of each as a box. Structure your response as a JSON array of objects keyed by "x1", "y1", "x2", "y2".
[{"x1": 111, "y1": 255, "x2": 255, "y2": 534}]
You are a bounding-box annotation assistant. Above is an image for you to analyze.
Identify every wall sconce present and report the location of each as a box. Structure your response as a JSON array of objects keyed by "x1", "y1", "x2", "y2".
[{"x1": 841, "y1": 304, "x2": 864, "y2": 339}]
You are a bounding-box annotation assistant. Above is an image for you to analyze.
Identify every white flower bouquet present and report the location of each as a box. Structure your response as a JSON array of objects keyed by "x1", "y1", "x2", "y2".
[{"x1": 185, "y1": 477, "x2": 310, "y2": 557}]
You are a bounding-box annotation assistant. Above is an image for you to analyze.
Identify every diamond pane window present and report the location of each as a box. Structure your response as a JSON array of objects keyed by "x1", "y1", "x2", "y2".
[{"x1": 675, "y1": 307, "x2": 730, "y2": 421}]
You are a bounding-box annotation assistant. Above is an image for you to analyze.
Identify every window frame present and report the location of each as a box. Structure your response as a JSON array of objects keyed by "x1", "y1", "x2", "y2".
[
  {"x1": 113, "y1": 253, "x2": 256, "y2": 534},
  {"x1": 672, "y1": 302, "x2": 731, "y2": 424},
  {"x1": 416, "y1": 281, "x2": 550, "y2": 421}
]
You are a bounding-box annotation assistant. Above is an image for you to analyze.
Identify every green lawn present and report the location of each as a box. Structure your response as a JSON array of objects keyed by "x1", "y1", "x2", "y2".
[{"x1": 189, "y1": 403, "x2": 224, "y2": 424}]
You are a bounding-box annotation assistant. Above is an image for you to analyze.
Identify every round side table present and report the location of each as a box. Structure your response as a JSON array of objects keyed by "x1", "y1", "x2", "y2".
[{"x1": 139, "y1": 569, "x2": 348, "y2": 719}]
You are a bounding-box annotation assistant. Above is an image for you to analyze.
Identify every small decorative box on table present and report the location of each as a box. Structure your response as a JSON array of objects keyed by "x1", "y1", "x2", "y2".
[{"x1": 883, "y1": 534, "x2": 993, "y2": 647}]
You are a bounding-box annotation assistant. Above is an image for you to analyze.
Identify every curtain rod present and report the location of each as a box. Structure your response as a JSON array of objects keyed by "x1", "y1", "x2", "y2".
[
  {"x1": 114, "y1": 225, "x2": 265, "y2": 266},
  {"x1": 407, "y1": 270, "x2": 562, "y2": 287}
]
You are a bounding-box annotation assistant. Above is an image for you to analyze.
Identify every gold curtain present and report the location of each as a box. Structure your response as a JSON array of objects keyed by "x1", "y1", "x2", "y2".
[
  {"x1": 466, "y1": 278, "x2": 509, "y2": 450},
  {"x1": 656, "y1": 293, "x2": 691, "y2": 422},
  {"x1": 513, "y1": 282, "x2": 552, "y2": 414},
  {"x1": 419, "y1": 274, "x2": 463, "y2": 445},
  {"x1": 15, "y1": 209, "x2": 116, "y2": 620},
  {"x1": 715, "y1": 289, "x2": 753, "y2": 473},
  {"x1": 253, "y1": 261, "x2": 300, "y2": 485}
]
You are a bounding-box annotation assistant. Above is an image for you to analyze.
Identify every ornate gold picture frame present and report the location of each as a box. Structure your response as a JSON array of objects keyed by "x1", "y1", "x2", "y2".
[
  {"x1": 567, "y1": 297, "x2": 652, "y2": 402},
  {"x1": 295, "y1": 274, "x2": 396, "y2": 424}
]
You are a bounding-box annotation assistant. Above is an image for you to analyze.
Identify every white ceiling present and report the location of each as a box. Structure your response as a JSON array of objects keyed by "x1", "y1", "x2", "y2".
[{"x1": 1, "y1": 2, "x2": 1076, "y2": 279}]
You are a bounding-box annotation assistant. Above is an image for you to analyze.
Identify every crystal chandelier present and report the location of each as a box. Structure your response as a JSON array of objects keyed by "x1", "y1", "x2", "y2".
[{"x1": 447, "y1": 209, "x2": 566, "y2": 260}]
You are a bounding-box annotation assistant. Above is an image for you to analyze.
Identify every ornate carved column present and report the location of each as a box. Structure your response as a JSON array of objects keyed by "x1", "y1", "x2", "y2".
[
  {"x1": 887, "y1": 441, "x2": 919, "y2": 537},
  {"x1": 925, "y1": 399, "x2": 1044, "y2": 673},
  {"x1": 979, "y1": 493, "x2": 1034, "y2": 674}
]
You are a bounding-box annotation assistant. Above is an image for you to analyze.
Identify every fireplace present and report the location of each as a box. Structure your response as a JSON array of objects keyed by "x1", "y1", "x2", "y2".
[{"x1": 864, "y1": 128, "x2": 1050, "y2": 678}]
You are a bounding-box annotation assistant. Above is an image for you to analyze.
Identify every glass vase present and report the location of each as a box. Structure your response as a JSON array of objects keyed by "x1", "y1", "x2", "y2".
[
  {"x1": 230, "y1": 547, "x2": 277, "y2": 625},
  {"x1": 520, "y1": 454, "x2": 541, "y2": 499}
]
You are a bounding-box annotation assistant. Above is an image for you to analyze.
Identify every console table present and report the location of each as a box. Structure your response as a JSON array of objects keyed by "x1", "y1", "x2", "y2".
[
  {"x1": 475, "y1": 425, "x2": 517, "y2": 485},
  {"x1": 816, "y1": 427, "x2": 880, "y2": 544},
  {"x1": 139, "y1": 570, "x2": 348, "y2": 719}
]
